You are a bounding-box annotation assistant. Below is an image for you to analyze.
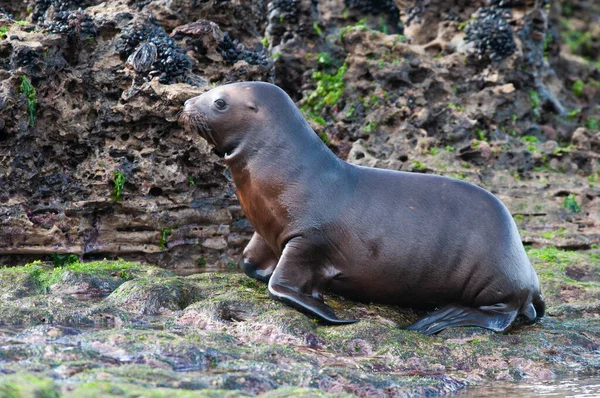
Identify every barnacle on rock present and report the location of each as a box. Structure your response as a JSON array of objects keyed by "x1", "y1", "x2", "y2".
[
  {"x1": 268, "y1": 0, "x2": 301, "y2": 24},
  {"x1": 0, "y1": 8, "x2": 13, "y2": 19},
  {"x1": 31, "y1": 0, "x2": 86, "y2": 22},
  {"x1": 117, "y1": 22, "x2": 195, "y2": 84},
  {"x1": 490, "y1": 0, "x2": 526, "y2": 7},
  {"x1": 217, "y1": 32, "x2": 272, "y2": 67},
  {"x1": 490, "y1": 0, "x2": 549, "y2": 8},
  {"x1": 465, "y1": 7, "x2": 516, "y2": 62},
  {"x1": 344, "y1": 0, "x2": 399, "y2": 16},
  {"x1": 43, "y1": 9, "x2": 96, "y2": 36}
]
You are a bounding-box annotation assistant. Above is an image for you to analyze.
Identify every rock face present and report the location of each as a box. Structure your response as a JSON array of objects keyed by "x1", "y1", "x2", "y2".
[
  {"x1": 0, "y1": 0, "x2": 599, "y2": 271},
  {"x1": 0, "y1": 0, "x2": 274, "y2": 268}
]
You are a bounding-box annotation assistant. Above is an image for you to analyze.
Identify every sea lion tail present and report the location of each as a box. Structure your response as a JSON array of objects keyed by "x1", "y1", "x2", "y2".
[
  {"x1": 532, "y1": 292, "x2": 545, "y2": 318},
  {"x1": 520, "y1": 291, "x2": 545, "y2": 323}
]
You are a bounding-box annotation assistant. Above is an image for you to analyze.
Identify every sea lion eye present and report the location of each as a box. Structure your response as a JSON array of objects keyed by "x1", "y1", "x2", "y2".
[{"x1": 214, "y1": 99, "x2": 228, "y2": 110}]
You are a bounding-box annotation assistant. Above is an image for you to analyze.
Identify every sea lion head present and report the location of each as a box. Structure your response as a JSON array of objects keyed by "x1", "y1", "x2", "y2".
[{"x1": 181, "y1": 82, "x2": 312, "y2": 158}]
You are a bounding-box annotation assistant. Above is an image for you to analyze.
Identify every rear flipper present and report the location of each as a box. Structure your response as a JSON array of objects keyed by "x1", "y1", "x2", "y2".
[{"x1": 406, "y1": 303, "x2": 518, "y2": 335}]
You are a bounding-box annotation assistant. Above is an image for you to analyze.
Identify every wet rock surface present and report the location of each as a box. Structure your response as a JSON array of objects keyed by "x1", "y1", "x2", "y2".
[{"x1": 0, "y1": 255, "x2": 597, "y2": 396}]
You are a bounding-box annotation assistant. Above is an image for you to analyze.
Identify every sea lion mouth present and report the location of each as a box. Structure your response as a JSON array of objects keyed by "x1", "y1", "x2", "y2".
[{"x1": 179, "y1": 108, "x2": 220, "y2": 152}]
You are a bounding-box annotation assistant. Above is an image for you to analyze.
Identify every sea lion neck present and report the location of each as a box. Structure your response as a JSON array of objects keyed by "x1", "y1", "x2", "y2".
[
  {"x1": 223, "y1": 122, "x2": 347, "y2": 249},
  {"x1": 222, "y1": 121, "x2": 339, "y2": 172}
]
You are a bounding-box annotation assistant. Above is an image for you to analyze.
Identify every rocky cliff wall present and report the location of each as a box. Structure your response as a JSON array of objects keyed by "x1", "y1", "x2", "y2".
[{"x1": 0, "y1": 0, "x2": 598, "y2": 269}]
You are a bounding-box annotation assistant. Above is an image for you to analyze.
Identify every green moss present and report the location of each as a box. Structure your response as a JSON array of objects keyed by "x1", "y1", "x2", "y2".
[
  {"x1": 319, "y1": 132, "x2": 329, "y2": 145},
  {"x1": 541, "y1": 227, "x2": 565, "y2": 240},
  {"x1": 20, "y1": 76, "x2": 37, "y2": 127},
  {"x1": 411, "y1": 160, "x2": 426, "y2": 172},
  {"x1": 300, "y1": 64, "x2": 347, "y2": 124},
  {"x1": 53, "y1": 259, "x2": 140, "y2": 275},
  {"x1": 527, "y1": 247, "x2": 600, "y2": 306},
  {"x1": 111, "y1": 170, "x2": 126, "y2": 202},
  {"x1": 429, "y1": 147, "x2": 440, "y2": 155},
  {"x1": 0, "y1": 259, "x2": 147, "y2": 297},
  {"x1": 106, "y1": 277, "x2": 204, "y2": 314},
  {"x1": 197, "y1": 257, "x2": 207, "y2": 267},
  {"x1": 363, "y1": 121, "x2": 377, "y2": 133},
  {"x1": 449, "y1": 172, "x2": 467, "y2": 180},
  {"x1": 563, "y1": 194, "x2": 581, "y2": 213},
  {"x1": 561, "y1": 19, "x2": 596, "y2": 62},
  {"x1": 0, "y1": 375, "x2": 60, "y2": 398},
  {"x1": 572, "y1": 80, "x2": 584, "y2": 97},
  {"x1": 586, "y1": 118, "x2": 599, "y2": 131},
  {"x1": 52, "y1": 253, "x2": 79, "y2": 268},
  {"x1": 188, "y1": 176, "x2": 196, "y2": 187},
  {"x1": 475, "y1": 129, "x2": 486, "y2": 141},
  {"x1": 160, "y1": 227, "x2": 173, "y2": 250},
  {"x1": 513, "y1": 214, "x2": 525, "y2": 222},
  {"x1": 312, "y1": 21, "x2": 322, "y2": 36},
  {"x1": 316, "y1": 52, "x2": 332, "y2": 65},
  {"x1": 567, "y1": 108, "x2": 581, "y2": 120},
  {"x1": 71, "y1": 381, "x2": 257, "y2": 397},
  {"x1": 0, "y1": 263, "x2": 48, "y2": 297},
  {"x1": 528, "y1": 90, "x2": 540, "y2": 110},
  {"x1": 521, "y1": 135, "x2": 539, "y2": 143},
  {"x1": 447, "y1": 102, "x2": 465, "y2": 112},
  {"x1": 457, "y1": 16, "x2": 474, "y2": 31},
  {"x1": 0, "y1": 26, "x2": 9, "y2": 39},
  {"x1": 338, "y1": 19, "x2": 369, "y2": 41},
  {"x1": 444, "y1": 145, "x2": 455, "y2": 152},
  {"x1": 553, "y1": 144, "x2": 574, "y2": 155}
]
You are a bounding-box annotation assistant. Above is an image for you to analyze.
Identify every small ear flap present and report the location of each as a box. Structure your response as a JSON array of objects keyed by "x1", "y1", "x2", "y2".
[{"x1": 248, "y1": 102, "x2": 259, "y2": 113}]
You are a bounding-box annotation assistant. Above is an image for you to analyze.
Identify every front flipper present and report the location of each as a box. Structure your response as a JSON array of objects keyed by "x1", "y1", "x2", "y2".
[
  {"x1": 406, "y1": 303, "x2": 518, "y2": 335},
  {"x1": 268, "y1": 237, "x2": 358, "y2": 325},
  {"x1": 240, "y1": 232, "x2": 278, "y2": 283}
]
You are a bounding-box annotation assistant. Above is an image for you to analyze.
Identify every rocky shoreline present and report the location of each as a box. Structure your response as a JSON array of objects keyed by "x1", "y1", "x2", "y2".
[{"x1": 0, "y1": 251, "x2": 597, "y2": 396}]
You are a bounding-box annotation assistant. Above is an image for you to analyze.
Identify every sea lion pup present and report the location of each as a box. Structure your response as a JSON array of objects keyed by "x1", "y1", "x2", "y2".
[{"x1": 180, "y1": 82, "x2": 545, "y2": 335}]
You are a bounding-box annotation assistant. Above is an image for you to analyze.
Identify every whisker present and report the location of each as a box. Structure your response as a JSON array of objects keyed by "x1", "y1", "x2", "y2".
[{"x1": 179, "y1": 109, "x2": 217, "y2": 147}]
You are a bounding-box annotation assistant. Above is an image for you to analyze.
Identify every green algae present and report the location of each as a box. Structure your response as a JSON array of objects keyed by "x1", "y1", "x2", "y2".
[
  {"x1": 19, "y1": 76, "x2": 37, "y2": 127},
  {"x1": 527, "y1": 247, "x2": 600, "y2": 309},
  {"x1": 261, "y1": 387, "x2": 352, "y2": 397},
  {"x1": 105, "y1": 277, "x2": 205, "y2": 314},
  {"x1": 0, "y1": 259, "x2": 598, "y2": 395},
  {"x1": 0, "y1": 374, "x2": 60, "y2": 398},
  {"x1": 111, "y1": 171, "x2": 126, "y2": 202},
  {"x1": 300, "y1": 63, "x2": 347, "y2": 123},
  {"x1": 0, "y1": 259, "x2": 172, "y2": 298},
  {"x1": 69, "y1": 382, "x2": 251, "y2": 397}
]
